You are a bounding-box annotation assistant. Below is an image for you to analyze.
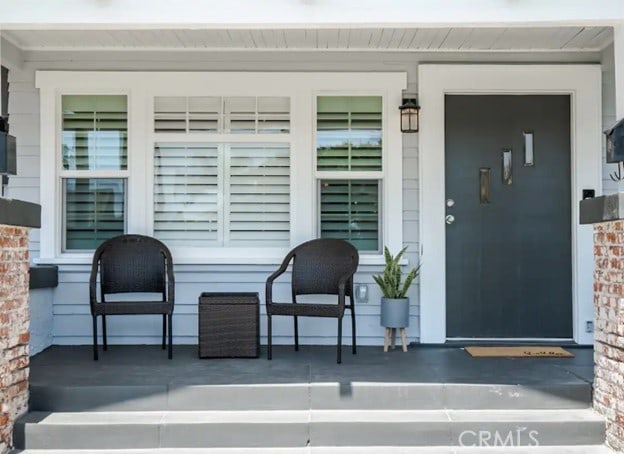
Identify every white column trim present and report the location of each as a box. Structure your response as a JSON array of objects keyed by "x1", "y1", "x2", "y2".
[{"x1": 614, "y1": 23, "x2": 624, "y2": 119}]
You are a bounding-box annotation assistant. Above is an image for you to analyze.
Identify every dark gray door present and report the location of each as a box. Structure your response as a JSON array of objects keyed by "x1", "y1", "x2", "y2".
[{"x1": 445, "y1": 95, "x2": 572, "y2": 339}]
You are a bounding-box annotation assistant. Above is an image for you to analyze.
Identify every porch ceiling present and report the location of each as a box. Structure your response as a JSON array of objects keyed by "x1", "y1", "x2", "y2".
[{"x1": 2, "y1": 26, "x2": 613, "y2": 52}]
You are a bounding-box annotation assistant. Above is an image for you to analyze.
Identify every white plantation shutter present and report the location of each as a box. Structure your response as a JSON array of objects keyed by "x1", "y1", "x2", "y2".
[
  {"x1": 153, "y1": 143, "x2": 290, "y2": 247},
  {"x1": 62, "y1": 95, "x2": 127, "y2": 171},
  {"x1": 320, "y1": 180, "x2": 380, "y2": 251},
  {"x1": 154, "y1": 144, "x2": 220, "y2": 247},
  {"x1": 154, "y1": 96, "x2": 290, "y2": 134},
  {"x1": 227, "y1": 144, "x2": 290, "y2": 246},
  {"x1": 64, "y1": 178, "x2": 126, "y2": 250},
  {"x1": 317, "y1": 96, "x2": 382, "y2": 172}
]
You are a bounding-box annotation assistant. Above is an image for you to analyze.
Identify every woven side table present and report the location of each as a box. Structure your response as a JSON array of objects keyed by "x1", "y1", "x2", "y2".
[{"x1": 198, "y1": 292, "x2": 260, "y2": 358}]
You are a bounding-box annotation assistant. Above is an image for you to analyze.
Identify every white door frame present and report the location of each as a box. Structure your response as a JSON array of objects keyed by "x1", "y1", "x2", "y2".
[{"x1": 418, "y1": 64, "x2": 602, "y2": 345}]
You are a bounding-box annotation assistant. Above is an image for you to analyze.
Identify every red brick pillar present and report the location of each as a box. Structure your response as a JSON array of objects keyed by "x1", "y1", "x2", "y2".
[
  {"x1": 593, "y1": 220, "x2": 624, "y2": 452},
  {"x1": 0, "y1": 224, "x2": 30, "y2": 454}
]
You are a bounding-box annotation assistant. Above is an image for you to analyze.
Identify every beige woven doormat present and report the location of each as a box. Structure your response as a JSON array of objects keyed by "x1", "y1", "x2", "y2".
[{"x1": 464, "y1": 346, "x2": 574, "y2": 358}]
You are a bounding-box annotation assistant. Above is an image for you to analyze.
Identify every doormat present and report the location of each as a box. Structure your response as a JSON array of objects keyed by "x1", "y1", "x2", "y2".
[{"x1": 464, "y1": 346, "x2": 574, "y2": 358}]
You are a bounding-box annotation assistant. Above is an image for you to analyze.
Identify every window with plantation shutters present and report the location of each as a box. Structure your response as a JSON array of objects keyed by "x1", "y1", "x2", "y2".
[
  {"x1": 40, "y1": 72, "x2": 405, "y2": 262},
  {"x1": 60, "y1": 95, "x2": 128, "y2": 251},
  {"x1": 316, "y1": 95, "x2": 383, "y2": 253}
]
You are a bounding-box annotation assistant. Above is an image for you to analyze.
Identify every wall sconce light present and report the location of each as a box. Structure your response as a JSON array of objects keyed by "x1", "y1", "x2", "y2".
[{"x1": 399, "y1": 98, "x2": 420, "y2": 133}]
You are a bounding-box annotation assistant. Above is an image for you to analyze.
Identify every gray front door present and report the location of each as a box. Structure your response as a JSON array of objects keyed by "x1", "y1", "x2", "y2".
[{"x1": 445, "y1": 95, "x2": 572, "y2": 339}]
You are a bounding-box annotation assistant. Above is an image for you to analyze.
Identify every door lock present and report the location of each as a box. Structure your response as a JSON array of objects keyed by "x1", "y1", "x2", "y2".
[
  {"x1": 445, "y1": 214, "x2": 455, "y2": 225},
  {"x1": 446, "y1": 198, "x2": 455, "y2": 207}
]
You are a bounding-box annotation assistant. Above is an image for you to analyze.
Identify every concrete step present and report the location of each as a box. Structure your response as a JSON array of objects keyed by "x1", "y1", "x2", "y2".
[
  {"x1": 13, "y1": 447, "x2": 614, "y2": 454},
  {"x1": 14, "y1": 409, "x2": 605, "y2": 450},
  {"x1": 29, "y1": 382, "x2": 592, "y2": 412}
]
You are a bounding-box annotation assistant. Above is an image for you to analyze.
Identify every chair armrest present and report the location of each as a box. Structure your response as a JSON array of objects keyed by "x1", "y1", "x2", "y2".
[
  {"x1": 265, "y1": 251, "x2": 294, "y2": 304},
  {"x1": 89, "y1": 254, "x2": 100, "y2": 312}
]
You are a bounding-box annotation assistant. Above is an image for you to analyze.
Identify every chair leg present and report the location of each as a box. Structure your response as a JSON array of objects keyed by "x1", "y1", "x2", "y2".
[
  {"x1": 102, "y1": 315, "x2": 108, "y2": 351},
  {"x1": 337, "y1": 317, "x2": 343, "y2": 364},
  {"x1": 162, "y1": 314, "x2": 166, "y2": 350},
  {"x1": 294, "y1": 316, "x2": 299, "y2": 351},
  {"x1": 92, "y1": 315, "x2": 98, "y2": 361},
  {"x1": 350, "y1": 305, "x2": 357, "y2": 355},
  {"x1": 168, "y1": 313, "x2": 173, "y2": 360},
  {"x1": 267, "y1": 315, "x2": 273, "y2": 360}
]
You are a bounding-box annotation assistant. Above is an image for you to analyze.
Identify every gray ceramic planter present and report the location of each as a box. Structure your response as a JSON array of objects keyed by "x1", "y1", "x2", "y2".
[{"x1": 380, "y1": 297, "x2": 410, "y2": 328}]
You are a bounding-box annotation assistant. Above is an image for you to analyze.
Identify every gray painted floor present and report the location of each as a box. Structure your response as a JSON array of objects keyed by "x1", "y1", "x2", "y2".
[{"x1": 30, "y1": 345, "x2": 593, "y2": 386}]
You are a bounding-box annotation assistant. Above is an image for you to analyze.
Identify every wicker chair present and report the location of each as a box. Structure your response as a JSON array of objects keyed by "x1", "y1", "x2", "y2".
[
  {"x1": 89, "y1": 234, "x2": 175, "y2": 360},
  {"x1": 265, "y1": 238, "x2": 359, "y2": 364}
]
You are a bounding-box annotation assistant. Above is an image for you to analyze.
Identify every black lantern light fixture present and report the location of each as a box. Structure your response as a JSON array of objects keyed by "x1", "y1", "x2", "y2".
[{"x1": 399, "y1": 98, "x2": 420, "y2": 133}]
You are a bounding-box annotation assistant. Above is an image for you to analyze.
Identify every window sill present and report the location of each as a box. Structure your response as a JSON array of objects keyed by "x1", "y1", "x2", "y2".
[{"x1": 34, "y1": 254, "x2": 407, "y2": 267}]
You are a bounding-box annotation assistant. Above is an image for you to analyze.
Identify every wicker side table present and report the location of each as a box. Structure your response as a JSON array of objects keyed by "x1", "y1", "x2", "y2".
[{"x1": 198, "y1": 292, "x2": 260, "y2": 358}]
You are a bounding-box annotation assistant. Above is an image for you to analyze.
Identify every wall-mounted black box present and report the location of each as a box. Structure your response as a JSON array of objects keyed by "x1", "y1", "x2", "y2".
[
  {"x1": 0, "y1": 130, "x2": 16, "y2": 175},
  {"x1": 606, "y1": 117, "x2": 624, "y2": 163}
]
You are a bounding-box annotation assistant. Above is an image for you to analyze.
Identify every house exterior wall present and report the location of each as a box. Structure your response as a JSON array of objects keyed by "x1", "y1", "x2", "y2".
[{"x1": 6, "y1": 50, "x2": 607, "y2": 348}]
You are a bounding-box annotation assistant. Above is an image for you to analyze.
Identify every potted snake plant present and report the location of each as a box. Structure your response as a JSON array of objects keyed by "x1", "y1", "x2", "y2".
[{"x1": 373, "y1": 246, "x2": 420, "y2": 328}]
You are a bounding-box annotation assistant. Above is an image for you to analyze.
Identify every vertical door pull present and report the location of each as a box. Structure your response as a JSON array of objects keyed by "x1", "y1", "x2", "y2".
[
  {"x1": 523, "y1": 131, "x2": 534, "y2": 166},
  {"x1": 479, "y1": 167, "x2": 491, "y2": 204},
  {"x1": 502, "y1": 149, "x2": 512, "y2": 185}
]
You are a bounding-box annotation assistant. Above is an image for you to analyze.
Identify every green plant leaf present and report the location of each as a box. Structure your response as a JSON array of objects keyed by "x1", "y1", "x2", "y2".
[{"x1": 373, "y1": 246, "x2": 421, "y2": 299}]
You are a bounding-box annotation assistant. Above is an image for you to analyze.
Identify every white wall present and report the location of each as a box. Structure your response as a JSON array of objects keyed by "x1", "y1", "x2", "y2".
[{"x1": 5, "y1": 49, "x2": 606, "y2": 348}]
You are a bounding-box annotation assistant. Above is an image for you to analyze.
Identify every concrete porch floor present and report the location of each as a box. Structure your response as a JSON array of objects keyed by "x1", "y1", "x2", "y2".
[{"x1": 30, "y1": 344, "x2": 593, "y2": 387}]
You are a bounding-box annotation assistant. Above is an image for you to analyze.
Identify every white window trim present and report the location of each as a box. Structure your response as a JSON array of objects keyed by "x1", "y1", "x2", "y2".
[{"x1": 36, "y1": 71, "x2": 406, "y2": 265}]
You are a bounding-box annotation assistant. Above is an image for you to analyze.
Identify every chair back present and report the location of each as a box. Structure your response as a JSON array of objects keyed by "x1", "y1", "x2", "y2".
[
  {"x1": 291, "y1": 238, "x2": 359, "y2": 295},
  {"x1": 93, "y1": 235, "x2": 172, "y2": 296}
]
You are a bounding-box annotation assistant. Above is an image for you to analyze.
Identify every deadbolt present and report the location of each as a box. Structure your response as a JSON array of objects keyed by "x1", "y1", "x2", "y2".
[
  {"x1": 446, "y1": 198, "x2": 455, "y2": 207},
  {"x1": 445, "y1": 214, "x2": 455, "y2": 225}
]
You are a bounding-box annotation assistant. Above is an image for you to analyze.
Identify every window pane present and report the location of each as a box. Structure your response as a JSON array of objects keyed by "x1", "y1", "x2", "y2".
[
  {"x1": 317, "y1": 96, "x2": 382, "y2": 171},
  {"x1": 228, "y1": 144, "x2": 290, "y2": 246},
  {"x1": 154, "y1": 143, "x2": 220, "y2": 247},
  {"x1": 320, "y1": 179, "x2": 380, "y2": 251},
  {"x1": 64, "y1": 178, "x2": 126, "y2": 250},
  {"x1": 62, "y1": 95, "x2": 127, "y2": 170}
]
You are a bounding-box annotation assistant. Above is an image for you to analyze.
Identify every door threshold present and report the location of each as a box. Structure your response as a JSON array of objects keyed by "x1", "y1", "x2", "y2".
[{"x1": 445, "y1": 338, "x2": 577, "y2": 347}]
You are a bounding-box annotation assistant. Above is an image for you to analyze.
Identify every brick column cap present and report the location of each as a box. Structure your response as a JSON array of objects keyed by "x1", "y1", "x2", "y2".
[
  {"x1": 0, "y1": 198, "x2": 41, "y2": 229},
  {"x1": 580, "y1": 193, "x2": 624, "y2": 225}
]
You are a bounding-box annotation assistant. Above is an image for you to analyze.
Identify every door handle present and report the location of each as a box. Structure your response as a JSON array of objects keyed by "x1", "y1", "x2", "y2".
[{"x1": 445, "y1": 214, "x2": 455, "y2": 225}]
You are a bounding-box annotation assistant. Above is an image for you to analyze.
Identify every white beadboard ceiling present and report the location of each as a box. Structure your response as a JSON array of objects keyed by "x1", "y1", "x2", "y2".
[{"x1": 3, "y1": 26, "x2": 613, "y2": 52}]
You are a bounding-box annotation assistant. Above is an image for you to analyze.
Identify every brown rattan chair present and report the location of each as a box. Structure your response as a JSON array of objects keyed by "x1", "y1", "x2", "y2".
[
  {"x1": 265, "y1": 238, "x2": 359, "y2": 364},
  {"x1": 89, "y1": 234, "x2": 175, "y2": 360}
]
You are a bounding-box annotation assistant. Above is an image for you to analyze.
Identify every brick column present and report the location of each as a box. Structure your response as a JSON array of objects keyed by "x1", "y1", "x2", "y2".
[
  {"x1": 593, "y1": 220, "x2": 624, "y2": 452},
  {"x1": 0, "y1": 225, "x2": 30, "y2": 454}
]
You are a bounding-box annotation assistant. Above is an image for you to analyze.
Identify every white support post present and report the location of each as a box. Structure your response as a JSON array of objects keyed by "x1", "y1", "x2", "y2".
[{"x1": 615, "y1": 24, "x2": 624, "y2": 119}]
